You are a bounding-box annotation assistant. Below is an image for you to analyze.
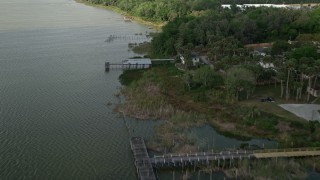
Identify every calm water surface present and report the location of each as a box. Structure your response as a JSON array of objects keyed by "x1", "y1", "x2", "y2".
[
  {"x1": 0, "y1": 0, "x2": 275, "y2": 179},
  {"x1": 0, "y1": 0, "x2": 156, "y2": 179}
]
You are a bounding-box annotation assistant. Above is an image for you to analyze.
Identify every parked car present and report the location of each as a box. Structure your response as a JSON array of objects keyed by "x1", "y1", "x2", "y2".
[{"x1": 260, "y1": 97, "x2": 275, "y2": 102}]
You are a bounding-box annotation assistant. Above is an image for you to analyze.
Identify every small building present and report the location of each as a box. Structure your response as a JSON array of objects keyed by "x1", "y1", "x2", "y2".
[
  {"x1": 221, "y1": 4, "x2": 311, "y2": 10},
  {"x1": 258, "y1": 61, "x2": 274, "y2": 69},
  {"x1": 191, "y1": 52, "x2": 200, "y2": 66},
  {"x1": 179, "y1": 53, "x2": 201, "y2": 66},
  {"x1": 122, "y1": 58, "x2": 152, "y2": 69},
  {"x1": 307, "y1": 86, "x2": 320, "y2": 97},
  {"x1": 252, "y1": 50, "x2": 266, "y2": 57}
]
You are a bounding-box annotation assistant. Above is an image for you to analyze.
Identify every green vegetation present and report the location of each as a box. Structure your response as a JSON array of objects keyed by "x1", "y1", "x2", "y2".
[
  {"x1": 118, "y1": 4, "x2": 320, "y2": 143},
  {"x1": 151, "y1": 7, "x2": 320, "y2": 57},
  {"x1": 130, "y1": 42, "x2": 152, "y2": 55},
  {"x1": 96, "y1": 1, "x2": 320, "y2": 177},
  {"x1": 119, "y1": 64, "x2": 320, "y2": 146},
  {"x1": 223, "y1": 0, "x2": 320, "y2": 3},
  {"x1": 224, "y1": 157, "x2": 320, "y2": 179},
  {"x1": 119, "y1": 69, "x2": 144, "y2": 86},
  {"x1": 118, "y1": 65, "x2": 320, "y2": 178},
  {"x1": 81, "y1": 0, "x2": 220, "y2": 22},
  {"x1": 81, "y1": 0, "x2": 320, "y2": 26}
]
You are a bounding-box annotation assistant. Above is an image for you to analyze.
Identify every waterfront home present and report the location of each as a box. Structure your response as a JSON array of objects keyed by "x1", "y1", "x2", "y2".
[
  {"x1": 221, "y1": 4, "x2": 318, "y2": 10},
  {"x1": 307, "y1": 86, "x2": 320, "y2": 97},
  {"x1": 179, "y1": 52, "x2": 202, "y2": 66}
]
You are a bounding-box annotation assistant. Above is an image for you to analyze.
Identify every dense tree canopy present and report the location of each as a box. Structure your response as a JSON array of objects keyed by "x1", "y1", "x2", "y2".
[
  {"x1": 85, "y1": 0, "x2": 320, "y2": 102},
  {"x1": 221, "y1": 0, "x2": 320, "y2": 4},
  {"x1": 84, "y1": 0, "x2": 221, "y2": 22},
  {"x1": 151, "y1": 7, "x2": 320, "y2": 57},
  {"x1": 148, "y1": 5, "x2": 320, "y2": 102},
  {"x1": 84, "y1": 0, "x2": 320, "y2": 22}
]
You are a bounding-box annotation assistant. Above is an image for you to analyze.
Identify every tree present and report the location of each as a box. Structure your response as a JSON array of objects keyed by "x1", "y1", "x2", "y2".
[
  {"x1": 285, "y1": 59, "x2": 295, "y2": 101},
  {"x1": 291, "y1": 45, "x2": 319, "y2": 60},
  {"x1": 276, "y1": 70, "x2": 286, "y2": 98},
  {"x1": 193, "y1": 66, "x2": 223, "y2": 88},
  {"x1": 306, "y1": 66, "x2": 315, "y2": 102},
  {"x1": 182, "y1": 72, "x2": 193, "y2": 90},
  {"x1": 271, "y1": 41, "x2": 290, "y2": 56},
  {"x1": 313, "y1": 60, "x2": 320, "y2": 88},
  {"x1": 225, "y1": 67, "x2": 255, "y2": 102}
]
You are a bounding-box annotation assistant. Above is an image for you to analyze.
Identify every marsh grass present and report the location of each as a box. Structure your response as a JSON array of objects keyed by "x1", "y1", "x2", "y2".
[
  {"x1": 223, "y1": 157, "x2": 320, "y2": 179},
  {"x1": 131, "y1": 42, "x2": 152, "y2": 55},
  {"x1": 152, "y1": 111, "x2": 207, "y2": 152},
  {"x1": 119, "y1": 65, "x2": 316, "y2": 146}
]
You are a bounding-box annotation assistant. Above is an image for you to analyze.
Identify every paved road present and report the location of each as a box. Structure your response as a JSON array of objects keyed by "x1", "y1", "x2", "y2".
[{"x1": 279, "y1": 104, "x2": 320, "y2": 121}]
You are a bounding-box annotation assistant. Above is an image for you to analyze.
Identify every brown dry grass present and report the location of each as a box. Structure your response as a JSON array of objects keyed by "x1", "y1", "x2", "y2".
[{"x1": 214, "y1": 121, "x2": 236, "y2": 131}]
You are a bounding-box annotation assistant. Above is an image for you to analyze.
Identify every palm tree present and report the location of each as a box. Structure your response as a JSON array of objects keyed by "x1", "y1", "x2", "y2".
[
  {"x1": 247, "y1": 106, "x2": 261, "y2": 126},
  {"x1": 285, "y1": 59, "x2": 295, "y2": 101},
  {"x1": 277, "y1": 70, "x2": 286, "y2": 98},
  {"x1": 313, "y1": 60, "x2": 320, "y2": 88},
  {"x1": 306, "y1": 66, "x2": 316, "y2": 102}
]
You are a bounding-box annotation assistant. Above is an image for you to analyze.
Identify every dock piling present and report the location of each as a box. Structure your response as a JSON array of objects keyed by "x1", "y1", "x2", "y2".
[{"x1": 105, "y1": 62, "x2": 110, "y2": 71}]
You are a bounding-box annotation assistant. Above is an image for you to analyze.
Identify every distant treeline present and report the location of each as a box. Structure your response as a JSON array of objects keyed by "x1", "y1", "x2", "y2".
[
  {"x1": 84, "y1": 0, "x2": 320, "y2": 22},
  {"x1": 151, "y1": 7, "x2": 320, "y2": 57},
  {"x1": 221, "y1": 0, "x2": 320, "y2": 4},
  {"x1": 85, "y1": 0, "x2": 221, "y2": 21}
]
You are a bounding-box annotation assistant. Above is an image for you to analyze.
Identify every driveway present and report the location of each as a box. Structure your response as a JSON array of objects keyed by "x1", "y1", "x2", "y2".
[{"x1": 279, "y1": 104, "x2": 320, "y2": 121}]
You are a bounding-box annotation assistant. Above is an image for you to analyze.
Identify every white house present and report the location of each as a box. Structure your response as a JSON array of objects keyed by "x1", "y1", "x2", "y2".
[
  {"x1": 191, "y1": 53, "x2": 200, "y2": 66},
  {"x1": 179, "y1": 53, "x2": 201, "y2": 66},
  {"x1": 307, "y1": 86, "x2": 320, "y2": 97},
  {"x1": 221, "y1": 4, "x2": 303, "y2": 10},
  {"x1": 179, "y1": 55, "x2": 185, "y2": 65},
  {"x1": 259, "y1": 61, "x2": 275, "y2": 69}
]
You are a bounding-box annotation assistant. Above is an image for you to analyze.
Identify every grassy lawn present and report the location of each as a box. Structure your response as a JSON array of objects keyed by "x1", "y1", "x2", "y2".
[{"x1": 240, "y1": 85, "x2": 308, "y2": 123}]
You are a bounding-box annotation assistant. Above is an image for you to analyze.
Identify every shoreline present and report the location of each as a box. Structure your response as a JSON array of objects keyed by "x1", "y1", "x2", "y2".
[
  {"x1": 117, "y1": 67, "x2": 320, "y2": 178},
  {"x1": 74, "y1": 0, "x2": 165, "y2": 30},
  {"x1": 73, "y1": 1, "x2": 320, "y2": 177},
  {"x1": 117, "y1": 64, "x2": 320, "y2": 147}
]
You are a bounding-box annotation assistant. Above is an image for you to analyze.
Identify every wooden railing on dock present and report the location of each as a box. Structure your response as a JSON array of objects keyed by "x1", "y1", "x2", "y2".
[
  {"x1": 150, "y1": 150, "x2": 255, "y2": 168},
  {"x1": 150, "y1": 147, "x2": 320, "y2": 168},
  {"x1": 130, "y1": 137, "x2": 156, "y2": 180},
  {"x1": 129, "y1": 137, "x2": 320, "y2": 178}
]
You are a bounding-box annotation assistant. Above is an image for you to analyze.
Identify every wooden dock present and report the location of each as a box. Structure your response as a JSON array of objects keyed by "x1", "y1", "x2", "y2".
[
  {"x1": 150, "y1": 150, "x2": 255, "y2": 168},
  {"x1": 253, "y1": 147, "x2": 320, "y2": 158},
  {"x1": 129, "y1": 137, "x2": 320, "y2": 179},
  {"x1": 105, "y1": 58, "x2": 175, "y2": 71},
  {"x1": 150, "y1": 147, "x2": 320, "y2": 168},
  {"x1": 105, "y1": 63, "x2": 151, "y2": 71},
  {"x1": 130, "y1": 137, "x2": 156, "y2": 180}
]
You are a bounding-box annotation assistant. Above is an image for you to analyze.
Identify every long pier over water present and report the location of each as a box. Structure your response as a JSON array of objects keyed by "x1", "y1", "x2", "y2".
[
  {"x1": 130, "y1": 137, "x2": 320, "y2": 180},
  {"x1": 130, "y1": 137, "x2": 156, "y2": 180},
  {"x1": 151, "y1": 147, "x2": 320, "y2": 168}
]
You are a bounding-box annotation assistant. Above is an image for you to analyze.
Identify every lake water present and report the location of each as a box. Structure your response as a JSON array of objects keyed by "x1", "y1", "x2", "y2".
[{"x1": 0, "y1": 0, "x2": 275, "y2": 179}]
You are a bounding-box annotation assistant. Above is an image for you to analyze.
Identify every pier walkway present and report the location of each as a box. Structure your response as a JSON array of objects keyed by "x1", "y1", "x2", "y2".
[
  {"x1": 105, "y1": 59, "x2": 174, "y2": 71},
  {"x1": 130, "y1": 137, "x2": 320, "y2": 179},
  {"x1": 151, "y1": 150, "x2": 254, "y2": 168},
  {"x1": 130, "y1": 137, "x2": 156, "y2": 180},
  {"x1": 253, "y1": 147, "x2": 320, "y2": 158},
  {"x1": 150, "y1": 147, "x2": 320, "y2": 168}
]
